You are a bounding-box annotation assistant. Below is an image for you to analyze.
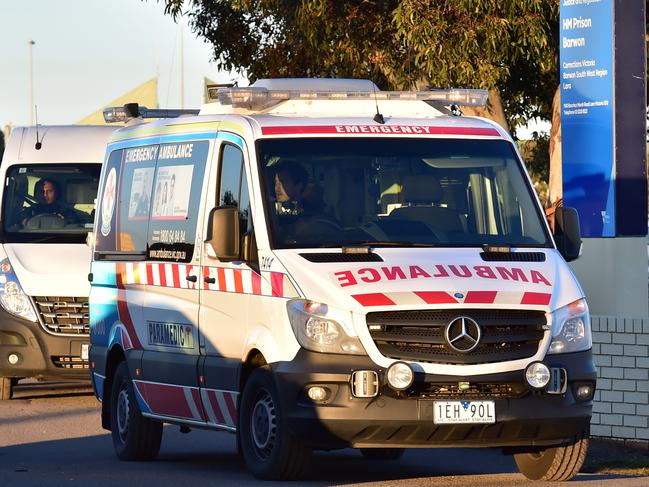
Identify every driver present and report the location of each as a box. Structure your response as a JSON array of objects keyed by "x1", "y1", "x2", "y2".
[
  {"x1": 20, "y1": 178, "x2": 77, "y2": 227},
  {"x1": 273, "y1": 161, "x2": 324, "y2": 216}
]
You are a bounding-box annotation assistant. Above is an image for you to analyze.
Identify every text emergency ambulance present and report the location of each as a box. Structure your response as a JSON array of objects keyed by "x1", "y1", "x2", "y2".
[
  {"x1": 89, "y1": 79, "x2": 595, "y2": 481},
  {"x1": 0, "y1": 125, "x2": 116, "y2": 399}
]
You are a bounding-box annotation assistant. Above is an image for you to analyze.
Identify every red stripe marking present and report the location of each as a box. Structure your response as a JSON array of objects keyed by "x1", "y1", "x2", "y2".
[
  {"x1": 115, "y1": 263, "x2": 142, "y2": 349},
  {"x1": 352, "y1": 293, "x2": 396, "y2": 307},
  {"x1": 139, "y1": 382, "x2": 193, "y2": 419},
  {"x1": 464, "y1": 291, "x2": 497, "y2": 304},
  {"x1": 210, "y1": 391, "x2": 226, "y2": 424},
  {"x1": 146, "y1": 263, "x2": 154, "y2": 286},
  {"x1": 414, "y1": 291, "x2": 458, "y2": 304},
  {"x1": 217, "y1": 267, "x2": 227, "y2": 291},
  {"x1": 172, "y1": 264, "x2": 181, "y2": 288},
  {"x1": 157, "y1": 264, "x2": 165, "y2": 287},
  {"x1": 190, "y1": 388, "x2": 206, "y2": 421},
  {"x1": 223, "y1": 392, "x2": 238, "y2": 426},
  {"x1": 270, "y1": 272, "x2": 284, "y2": 297},
  {"x1": 521, "y1": 292, "x2": 552, "y2": 306},
  {"x1": 261, "y1": 125, "x2": 501, "y2": 136},
  {"x1": 233, "y1": 269, "x2": 244, "y2": 293},
  {"x1": 251, "y1": 272, "x2": 262, "y2": 295}
]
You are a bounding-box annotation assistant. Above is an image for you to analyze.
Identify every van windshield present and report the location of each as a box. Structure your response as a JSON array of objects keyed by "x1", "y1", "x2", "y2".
[
  {"x1": 257, "y1": 137, "x2": 550, "y2": 249},
  {"x1": 2, "y1": 164, "x2": 101, "y2": 243}
]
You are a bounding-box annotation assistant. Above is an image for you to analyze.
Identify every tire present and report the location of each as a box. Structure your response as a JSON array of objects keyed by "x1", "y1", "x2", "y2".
[
  {"x1": 110, "y1": 362, "x2": 163, "y2": 461},
  {"x1": 0, "y1": 377, "x2": 12, "y2": 400},
  {"x1": 514, "y1": 431, "x2": 589, "y2": 481},
  {"x1": 238, "y1": 366, "x2": 311, "y2": 480},
  {"x1": 360, "y1": 448, "x2": 405, "y2": 460}
]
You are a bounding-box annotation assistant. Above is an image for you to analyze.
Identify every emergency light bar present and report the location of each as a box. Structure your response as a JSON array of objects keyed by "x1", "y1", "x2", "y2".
[
  {"x1": 103, "y1": 103, "x2": 200, "y2": 123},
  {"x1": 207, "y1": 86, "x2": 488, "y2": 111}
]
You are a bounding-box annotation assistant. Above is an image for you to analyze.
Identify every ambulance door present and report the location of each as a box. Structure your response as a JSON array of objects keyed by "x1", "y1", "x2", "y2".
[
  {"x1": 198, "y1": 141, "x2": 252, "y2": 429},
  {"x1": 138, "y1": 140, "x2": 211, "y2": 423}
]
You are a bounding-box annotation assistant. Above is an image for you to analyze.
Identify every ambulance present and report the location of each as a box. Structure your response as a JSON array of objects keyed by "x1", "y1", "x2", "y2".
[
  {"x1": 0, "y1": 125, "x2": 117, "y2": 399},
  {"x1": 89, "y1": 79, "x2": 595, "y2": 481}
]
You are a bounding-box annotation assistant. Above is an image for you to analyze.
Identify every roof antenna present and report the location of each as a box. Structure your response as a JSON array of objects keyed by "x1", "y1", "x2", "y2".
[
  {"x1": 34, "y1": 105, "x2": 42, "y2": 150},
  {"x1": 371, "y1": 81, "x2": 385, "y2": 124}
]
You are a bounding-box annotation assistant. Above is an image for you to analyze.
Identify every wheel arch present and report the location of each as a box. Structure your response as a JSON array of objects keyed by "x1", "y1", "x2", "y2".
[{"x1": 102, "y1": 344, "x2": 126, "y2": 430}]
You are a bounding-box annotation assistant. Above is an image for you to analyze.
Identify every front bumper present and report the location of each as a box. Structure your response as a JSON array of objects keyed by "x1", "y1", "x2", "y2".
[
  {"x1": 0, "y1": 306, "x2": 90, "y2": 380},
  {"x1": 271, "y1": 349, "x2": 596, "y2": 449}
]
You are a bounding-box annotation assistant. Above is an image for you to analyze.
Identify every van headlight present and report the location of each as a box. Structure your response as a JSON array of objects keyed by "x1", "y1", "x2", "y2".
[
  {"x1": 287, "y1": 299, "x2": 366, "y2": 355},
  {"x1": 0, "y1": 259, "x2": 38, "y2": 322},
  {"x1": 548, "y1": 298, "x2": 591, "y2": 354}
]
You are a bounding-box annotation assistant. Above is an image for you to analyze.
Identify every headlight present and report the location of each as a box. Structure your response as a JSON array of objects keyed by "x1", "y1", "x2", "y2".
[
  {"x1": 287, "y1": 299, "x2": 366, "y2": 355},
  {"x1": 0, "y1": 258, "x2": 37, "y2": 322},
  {"x1": 547, "y1": 298, "x2": 591, "y2": 354}
]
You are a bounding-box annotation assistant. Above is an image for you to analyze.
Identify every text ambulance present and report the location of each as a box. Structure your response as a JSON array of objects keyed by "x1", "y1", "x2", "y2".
[
  {"x1": 0, "y1": 125, "x2": 116, "y2": 399},
  {"x1": 89, "y1": 79, "x2": 595, "y2": 481}
]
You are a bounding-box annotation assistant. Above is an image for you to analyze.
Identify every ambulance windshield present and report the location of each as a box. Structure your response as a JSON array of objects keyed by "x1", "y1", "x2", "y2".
[
  {"x1": 2, "y1": 164, "x2": 101, "y2": 243},
  {"x1": 258, "y1": 137, "x2": 550, "y2": 249}
]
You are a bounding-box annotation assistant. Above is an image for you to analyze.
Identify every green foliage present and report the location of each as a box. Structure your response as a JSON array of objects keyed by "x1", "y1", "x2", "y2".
[
  {"x1": 518, "y1": 133, "x2": 550, "y2": 203},
  {"x1": 161, "y1": 0, "x2": 559, "y2": 130}
]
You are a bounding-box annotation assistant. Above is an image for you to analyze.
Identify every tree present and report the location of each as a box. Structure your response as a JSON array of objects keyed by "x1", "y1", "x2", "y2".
[{"x1": 161, "y1": 0, "x2": 559, "y2": 135}]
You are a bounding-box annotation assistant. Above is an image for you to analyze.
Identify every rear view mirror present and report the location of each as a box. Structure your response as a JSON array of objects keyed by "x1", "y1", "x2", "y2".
[
  {"x1": 205, "y1": 206, "x2": 240, "y2": 261},
  {"x1": 553, "y1": 207, "x2": 582, "y2": 262}
]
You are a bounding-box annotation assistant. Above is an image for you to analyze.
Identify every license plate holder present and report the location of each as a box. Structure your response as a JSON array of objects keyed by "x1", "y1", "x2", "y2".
[
  {"x1": 433, "y1": 400, "x2": 495, "y2": 424},
  {"x1": 81, "y1": 343, "x2": 89, "y2": 361}
]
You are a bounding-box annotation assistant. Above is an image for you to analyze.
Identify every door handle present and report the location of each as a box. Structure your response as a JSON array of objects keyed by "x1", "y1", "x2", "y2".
[
  {"x1": 186, "y1": 275, "x2": 198, "y2": 283},
  {"x1": 204, "y1": 276, "x2": 216, "y2": 284}
]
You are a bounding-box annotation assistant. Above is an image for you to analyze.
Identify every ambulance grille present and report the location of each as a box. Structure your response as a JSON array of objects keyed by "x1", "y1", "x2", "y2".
[
  {"x1": 33, "y1": 297, "x2": 90, "y2": 335},
  {"x1": 366, "y1": 309, "x2": 546, "y2": 365},
  {"x1": 408, "y1": 381, "x2": 528, "y2": 399},
  {"x1": 52, "y1": 355, "x2": 89, "y2": 369}
]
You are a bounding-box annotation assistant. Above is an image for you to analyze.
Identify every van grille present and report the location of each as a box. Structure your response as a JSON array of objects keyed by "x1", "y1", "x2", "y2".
[
  {"x1": 366, "y1": 309, "x2": 546, "y2": 365},
  {"x1": 33, "y1": 297, "x2": 89, "y2": 335},
  {"x1": 52, "y1": 355, "x2": 89, "y2": 369},
  {"x1": 408, "y1": 381, "x2": 528, "y2": 399}
]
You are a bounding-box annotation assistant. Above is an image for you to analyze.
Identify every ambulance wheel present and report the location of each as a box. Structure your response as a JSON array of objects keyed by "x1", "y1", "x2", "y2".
[
  {"x1": 514, "y1": 431, "x2": 589, "y2": 481},
  {"x1": 239, "y1": 366, "x2": 311, "y2": 480},
  {"x1": 360, "y1": 448, "x2": 405, "y2": 460},
  {"x1": 110, "y1": 362, "x2": 163, "y2": 461},
  {"x1": 0, "y1": 377, "x2": 12, "y2": 400}
]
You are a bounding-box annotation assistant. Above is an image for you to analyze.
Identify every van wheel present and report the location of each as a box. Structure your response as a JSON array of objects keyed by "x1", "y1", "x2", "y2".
[
  {"x1": 514, "y1": 432, "x2": 589, "y2": 481},
  {"x1": 110, "y1": 362, "x2": 163, "y2": 461},
  {"x1": 360, "y1": 448, "x2": 405, "y2": 460},
  {"x1": 0, "y1": 377, "x2": 12, "y2": 400},
  {"x1": 238, "y1": 366, "x2": 311, "y2": 480}
]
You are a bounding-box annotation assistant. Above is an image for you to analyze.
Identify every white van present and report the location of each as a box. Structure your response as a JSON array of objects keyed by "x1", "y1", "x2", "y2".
[
  {"x1": 0, "y1": 125, "x2": 116, "y2": 399},
  {"x1": 90, "y1": 79, "x2": 595, "y2": 481}
]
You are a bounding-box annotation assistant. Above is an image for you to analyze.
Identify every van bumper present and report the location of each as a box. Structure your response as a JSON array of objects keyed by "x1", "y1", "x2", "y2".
[
  {"x1": 271, "y1": 349, "x2": 596, "y2": 449},
  {"x1": 0, "y1": 307, "x2": 90, "y2": 381}
]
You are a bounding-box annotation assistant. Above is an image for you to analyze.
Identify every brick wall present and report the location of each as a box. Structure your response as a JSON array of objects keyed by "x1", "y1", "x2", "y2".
[{"x1": 590, "y1": 316, "x2": 649, "y2": 442}]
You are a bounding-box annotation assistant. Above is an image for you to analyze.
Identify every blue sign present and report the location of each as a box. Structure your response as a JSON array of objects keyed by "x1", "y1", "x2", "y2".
[{"x1": 560, "y1": 0, "x2": 615, "y2": 237}]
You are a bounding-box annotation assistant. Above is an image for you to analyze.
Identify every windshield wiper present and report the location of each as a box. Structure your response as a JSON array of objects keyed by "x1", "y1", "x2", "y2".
[{"x1": 322, "y1": 240, "x2": 436, "y2": 248}]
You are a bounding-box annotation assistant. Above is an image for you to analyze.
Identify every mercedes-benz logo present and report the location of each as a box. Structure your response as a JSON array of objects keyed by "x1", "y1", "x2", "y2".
[{"x1": 445, "y1": 316, "x2": 481, "y2": 353}]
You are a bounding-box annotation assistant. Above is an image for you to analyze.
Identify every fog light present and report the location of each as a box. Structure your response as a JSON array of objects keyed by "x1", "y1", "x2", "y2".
[
  {"x1": 575, "y1": 384, "x2": 594, "y2": 401},
  {"x1": 8, "y1": 353, "x2": 19, "y2": 365},
  {"x1": 307, "y1": 386, "x2": 329, "y2": 402},
  {"x1": 386, "y1": 362, "x2": 414, "y2": 391},
  {"x1": 525, "y1": 362, "x2": 550, "y2": 389}
]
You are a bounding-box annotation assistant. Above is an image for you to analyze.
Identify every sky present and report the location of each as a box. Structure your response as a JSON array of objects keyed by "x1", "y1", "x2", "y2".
[{"x1": 0, "y1": 0, "x2": 246, "y2": 128}]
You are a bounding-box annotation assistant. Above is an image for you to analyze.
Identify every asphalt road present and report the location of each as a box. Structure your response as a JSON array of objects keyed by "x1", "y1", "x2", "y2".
[{"x1": 1, "y1": 382, "x2": 648, "y2": 487}]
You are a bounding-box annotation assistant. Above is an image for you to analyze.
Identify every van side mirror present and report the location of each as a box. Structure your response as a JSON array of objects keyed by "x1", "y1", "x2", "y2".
[
  {"x1": 205, "y1": 206, "x2": 240, "y2": 261},
  {"x1": 553, "y1": 206, "x2": 582, "y2": 262}
]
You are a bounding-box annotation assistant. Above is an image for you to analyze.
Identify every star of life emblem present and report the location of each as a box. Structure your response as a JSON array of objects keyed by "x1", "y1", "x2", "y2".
[{"x1": 100, "y1": 167, "x2": 117, "y2": 237}]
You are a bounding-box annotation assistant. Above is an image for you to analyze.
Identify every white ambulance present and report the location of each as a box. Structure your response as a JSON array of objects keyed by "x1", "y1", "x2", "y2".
[
  {"x1": 0, "y1": 125, "x2": 117, "y2": 399},
  {"x1": 89, "y1": 79, "x2": 595, "y2": 481}
]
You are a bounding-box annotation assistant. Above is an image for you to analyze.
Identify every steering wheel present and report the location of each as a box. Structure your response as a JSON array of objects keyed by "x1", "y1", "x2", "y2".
[{"x1": 25, "y1": 212, "x2": 66, "y2": 230}]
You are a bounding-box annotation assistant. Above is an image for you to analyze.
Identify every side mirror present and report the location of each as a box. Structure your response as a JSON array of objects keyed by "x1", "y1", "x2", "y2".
[
  {"x1": 553, "y1": 206, "x2": 582, "y2": 262},
  {"x1": 205, "y1": 206, "x2": 240, "y2": 261}
]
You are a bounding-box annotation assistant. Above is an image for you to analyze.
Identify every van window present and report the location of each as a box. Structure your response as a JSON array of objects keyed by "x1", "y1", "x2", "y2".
[
  {"x1": 2, "y1": 164, "x2": 101, "y2": 243},
  {"x1": 218, "y1": 144, "x2": 250, "y2": 232},
  {"x1": 258, "y1": 138, "x2": 550, "y2": 249},
  {"x1": 147, "y1": 141, "x2": 209, "y2": 262}
]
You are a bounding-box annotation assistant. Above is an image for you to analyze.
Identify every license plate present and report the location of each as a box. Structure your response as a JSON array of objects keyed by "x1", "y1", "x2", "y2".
[
  {"x1": 81, "y1": 344, "x2": 89, "y2": 361},
  {"x1": 433, "y1": 400, "x2": 495, "y2": 424}
]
